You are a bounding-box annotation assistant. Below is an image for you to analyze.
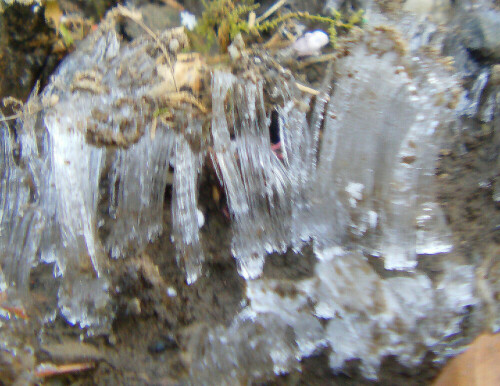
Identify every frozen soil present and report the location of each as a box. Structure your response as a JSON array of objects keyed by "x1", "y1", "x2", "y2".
[
  {"x1": 30, "y1": 133, "x2": 492, "y2": 386},
  {"x1": 0, "y1": 1, "x2": 499, "y2": 385},
  {"x1": 437, "y1": 125, "x2": 499, "y2": 266},
  {"x1": 31, "y1": 119, "x2": 498, "y2": 386}
]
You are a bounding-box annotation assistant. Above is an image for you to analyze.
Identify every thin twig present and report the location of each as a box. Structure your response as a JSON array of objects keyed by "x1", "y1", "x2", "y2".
[
  {"x1": 295, "y1": 82, "x2": 321, "y2": 96},
  {"x1": 35, "y1": 362, "x2": 95, "y2": 378},
  {"x1": 116, "y1": 5, "x2": 178, "y2": 91},
  {"x1": 0, "y1": 112, "x2": 23, "y2": 122},
  {"x1": 297, "y1": 53, "x2": 338, "y2": 69},
  {"x1": 256, "y1": 0, "x2": 287, "y2": 23},
  {"x1": 248, "y1": 11, "x2": 256, "y2": 29}
]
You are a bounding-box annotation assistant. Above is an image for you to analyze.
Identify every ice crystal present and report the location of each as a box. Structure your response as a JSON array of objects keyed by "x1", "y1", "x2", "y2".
[
  {"x1": 187, "y1": 249, "x2": 476, "y2": 382},
  {"x1": 172, "y1": 119, "x2": 205, "y2": 284},
  {"x1": 187, "y1": 314, "x2": 299, "y2": 384},
  {"x1": 192, "y1": 23, "x2": 469, "y2": 381},
  {"x1": 211, "y1": 72, "x2": 292, "y2": 279},
  {"x1": 0, "y1": 5, "x2": 486, "y2": 382},
  {"x1": 0, "y1": 24, "x2": 182, "y2": 330},
  {"x1": 58, "y1": 276, "x2": 113, "y2": 332},
  {"x1": 105, "y1": 128, "x2": 175, "y2": 259},
  {"x1": 305, "y1": 39, "x2": 456, "y2": 270},
  {"x1": 0, "y1": 115, "x2": 43, "y2": 290}
]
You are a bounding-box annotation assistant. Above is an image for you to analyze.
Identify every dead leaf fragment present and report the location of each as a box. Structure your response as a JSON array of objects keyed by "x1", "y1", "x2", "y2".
[
  {"x1": 433, "y1": 332, "x2": 500, "y2": 386},
  {"x1": 44, "y1": 0, "x2": 63, "y2": 30},
  {"x1": 40, "y1": 341, "x2": 104, "y2": 363}
]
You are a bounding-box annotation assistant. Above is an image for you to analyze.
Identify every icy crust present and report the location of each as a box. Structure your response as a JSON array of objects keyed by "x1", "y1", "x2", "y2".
[
  {"x1": 40, "y1": 27, "x2": 177, "y2": 330},
  {"x1": 189, "y1": 251, "x2": 476, "y2": 382},
  {"x1": 186, "y1": 314, "x2": 301, "y2": 384},
  {"x1": 0, "y1": 25, "x2": 201, "y2": 331},
  {"x1": 172, "y1": 123, "x2": 205, "y2": 284},
  {"x1": 308, "y1": 34, "x2": 455, "y2": 270},
  {"x1": 211, "y1": 30, "x2": 457, "y2": 277},
  {"x1": 211, "y1": 73, "x2": 292, "y2": 279},
  {"x1": 0, "y1": 119, "x2": 43, "y2": 290},
  {"x1": 196, "y1": 29, "x2": 470, "y2": 381}
]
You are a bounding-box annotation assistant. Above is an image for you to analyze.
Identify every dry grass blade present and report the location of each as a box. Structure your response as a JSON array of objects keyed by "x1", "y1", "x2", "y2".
[
  {"x1": 295, "y1": 82, "x2": 322, "y2": 97},
  {"x1": 34, "y1": 362, "x2": 95, "y2": 378},
  {"x1": 256, "y1": 0, "x2": 287, "y2": 23},
  {"x1": 116, "y1": 5, "x2": 177, "y2": 91}
]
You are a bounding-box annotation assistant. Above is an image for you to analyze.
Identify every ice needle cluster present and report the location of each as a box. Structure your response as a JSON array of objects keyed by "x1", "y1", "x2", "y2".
[
  {"x1": 189, "y1": 25, "x2": 475, "y2": 382},
  {"x1": 0, "y1": 6, "x2": 485, "y2": 382}
]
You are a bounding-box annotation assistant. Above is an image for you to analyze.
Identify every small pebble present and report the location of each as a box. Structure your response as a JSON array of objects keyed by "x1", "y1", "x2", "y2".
[
  {"x1": 148, "y1": 334, "x2": 178, "y2": 354},
  {"x1": 108, "y1": 334, "x2": 118, "y2": 346},
  {"x1": 166, "y1": 287, "x2": 177, "y2": 297},
  {"x1": 292, "y1": 30, "x2": 329, "y2": 56},
  {"x1": 126, "y1": 298, "x2": 141, "y2": 315},
  {"x1": 197, "y1": 208, "x2": 205, "y2": 228},
  {"x1": 491, "y1": 65, "x2": 500, "y2": 85}
]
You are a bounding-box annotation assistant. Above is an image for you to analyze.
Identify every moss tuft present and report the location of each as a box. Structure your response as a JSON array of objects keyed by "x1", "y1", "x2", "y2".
[{"x1": 189, "y1": 0, "x2": 364, "y2": 53}]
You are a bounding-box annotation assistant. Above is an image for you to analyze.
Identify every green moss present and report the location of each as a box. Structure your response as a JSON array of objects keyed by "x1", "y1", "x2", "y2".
[
  {"x1": 153, "y1": 107, "x2": 171, "y2": 118},
  {"x1": 58, "y1": 23, "x2": 74, "y2": 47},
  {"x1": 191, "y1": 0, "x2": 258, "y2": 53},
  {"x1": 189, "y1": 0, "x2": 364, "y2": 53}
]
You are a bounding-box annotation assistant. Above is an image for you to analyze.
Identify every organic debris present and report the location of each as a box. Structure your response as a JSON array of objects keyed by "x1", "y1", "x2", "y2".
[
  {"x1": 189, "y1": 0, "x2": 364, "y2": 52},
  {"x1": 433, "y1": 333, "x2": 500, "y2": 386}
]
